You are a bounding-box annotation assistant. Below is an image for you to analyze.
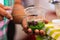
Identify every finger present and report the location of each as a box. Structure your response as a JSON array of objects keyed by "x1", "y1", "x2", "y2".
[
  {"x1": 27, "y1": 28, "x2": 32, "y2": 34},
  {"x1": 0, "y1": 3, "x2": 12, "y2": 10},
  {"x1": 0, "y1": 3, "x2": 4, "y2": 8},
  {"x1": 0, "y1": 15, "x2": 3, "y2": 21},
  {"x1": 3, "y1": 6, "x2": 12, "y2": 10},
  {"x1": 43, "y1": 20, "x2": 49, "y2": 24},
  {"x1": 22, "y1": 18, "x2": 28, "y2": 29},
  {"x1": 23, "y1": 28, "x2": 32, "y2": 34},
  {"x1": 23, "y1": 28, "x2": 28, "y2": 33},
  {"x1": 34, "y1": 29, "x2": 39, "y2": 34},
  {"x1": 39, "y1": 30, "x2": 45, "y2": 36},
  {"x1": 0, "y1": 7, "x2": 13, "y2": 20}
]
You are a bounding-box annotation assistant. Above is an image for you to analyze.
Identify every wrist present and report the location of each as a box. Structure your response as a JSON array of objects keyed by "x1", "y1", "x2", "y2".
[{"x1": 12, "y1": 14, "x2": 26, "y2": 24}]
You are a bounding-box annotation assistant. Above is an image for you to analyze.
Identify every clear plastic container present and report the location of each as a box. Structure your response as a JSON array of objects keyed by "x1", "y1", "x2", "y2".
[
  {"x1": 25, "y1": 6, "x2": 46, "y2": 20},
  {"x1": 25, "y1": 0, "x2": 47, "y2": 20},
  {"x1": 55, "y1": 3, "x2": 60, "y2": 18}
]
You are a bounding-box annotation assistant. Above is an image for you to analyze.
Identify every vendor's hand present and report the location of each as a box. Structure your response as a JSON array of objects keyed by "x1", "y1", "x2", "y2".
[
  {"x1": 22, "y1": 10, "x2": 57, "y2": 35},
  {"x1": 0, "y1": 3, "x2": 13, "y2": 21},
  {"x1": 22, "y1": 16, "x2": 45, "y2": 36}
]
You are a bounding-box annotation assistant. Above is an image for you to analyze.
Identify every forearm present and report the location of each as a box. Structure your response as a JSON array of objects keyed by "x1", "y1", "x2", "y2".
[{"x1": 12, "y1": 0, "x2": 26, "y2": 24}]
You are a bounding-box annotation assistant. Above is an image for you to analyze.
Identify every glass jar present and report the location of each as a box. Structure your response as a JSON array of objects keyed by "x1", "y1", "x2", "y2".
[{"x1": 25, "y1": 6, "x2": 45, "y2": 33}]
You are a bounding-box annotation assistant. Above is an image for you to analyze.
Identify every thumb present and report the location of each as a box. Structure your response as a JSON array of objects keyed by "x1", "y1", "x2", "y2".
[
  {"x1": 3, "y1": 6, "x2": 12, "y2": 10},
  {"x1": 22, "y1": 18, "x2": 28, "y2": 29},
  {"x1": 0, "y1": 7, "x2": 13, "y2": 20}
]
